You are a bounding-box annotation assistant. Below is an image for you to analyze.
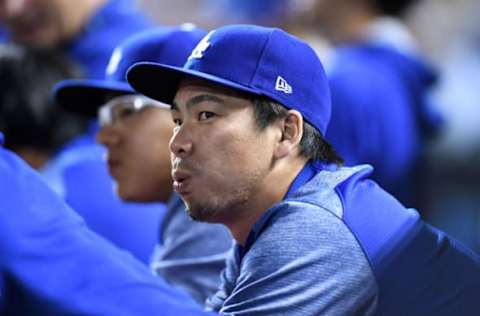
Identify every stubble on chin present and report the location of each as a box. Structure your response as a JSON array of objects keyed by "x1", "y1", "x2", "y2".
[
  {"x1": 185, "y1": 201, "x2": 221, "y2": 223},
  {"x1": 183, "y1": 184, "x2": 252, "y2": 224}
]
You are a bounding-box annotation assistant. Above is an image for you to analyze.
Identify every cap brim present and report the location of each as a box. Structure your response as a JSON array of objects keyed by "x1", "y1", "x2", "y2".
[
  {"x1": 54, "y1": 79, "x2": 134, "y2": 117},
  {"x1": 127, "y1": 62, "x2": 262, "y2": 105}
]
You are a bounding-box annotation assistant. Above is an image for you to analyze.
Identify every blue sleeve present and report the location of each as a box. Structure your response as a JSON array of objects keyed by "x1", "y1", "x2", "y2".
[
  {"x1": 0, "y1": 147, "x2": 213, "y2": 316},
  {"x1": 337, "y1": 167, "x2": 480, "y2": 315}
]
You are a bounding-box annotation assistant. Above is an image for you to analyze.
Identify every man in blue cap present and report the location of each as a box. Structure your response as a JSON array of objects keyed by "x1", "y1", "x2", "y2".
[
  {"x1": 55, "y1": 25, "x2": 232, "y2": 304},
  {"x1": 128, "y1": 24, "x2": 480, "y2": 315},
  {"x1": 0, "y1": 24, "x2": 479, "y2": 316}
]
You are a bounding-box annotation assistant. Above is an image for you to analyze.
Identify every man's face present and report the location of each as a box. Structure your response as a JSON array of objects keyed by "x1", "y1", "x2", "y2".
[
  {"x1": 170, "y1": 79, "x2": 278, "y2": 223},
  {"x1": 0, "y1": 0, "x2": 67, "y2": 47},
  {"x1": 96, "y1": 95, "x2": 174, "y2": 203}
]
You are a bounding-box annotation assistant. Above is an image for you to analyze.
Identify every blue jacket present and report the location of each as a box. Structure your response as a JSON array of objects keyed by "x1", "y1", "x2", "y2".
[
  {"x1": 326, "y1": 44, "x2": 442, "y2": 207},
  {"x1": 0, "y1": 133, "x2": 210, "y2": 315},
  {"x1": 338, "y1": 164, "x2": 480, "y2": 315},
  {"x1": 207, "y1": 161, "x2": 480, "y2": 315}
]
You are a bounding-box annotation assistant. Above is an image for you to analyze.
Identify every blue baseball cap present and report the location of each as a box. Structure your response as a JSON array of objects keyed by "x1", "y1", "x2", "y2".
[
  {"x1": 127, "y1": 24, "x2": 331, "y2": 135},
  {"x1": 54, "y1": 25, "x2": 207, "y2": 117}
]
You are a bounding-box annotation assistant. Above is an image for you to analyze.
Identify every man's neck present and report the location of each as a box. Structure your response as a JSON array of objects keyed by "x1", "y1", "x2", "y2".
[{"x1": 226, "y1": 157, "x2": 308, "y2": 246}]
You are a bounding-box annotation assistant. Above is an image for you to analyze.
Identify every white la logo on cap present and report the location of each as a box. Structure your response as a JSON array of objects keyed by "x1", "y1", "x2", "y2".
[
  {"x1": 275, "y1": 76, "x2": 292, "y2": 94},
  {"x1": 106, "y1": 48, "x2": 123, "y2": 76},
  {"x1": 188, "y1": 30, "x2": 215, "y2": 61}
]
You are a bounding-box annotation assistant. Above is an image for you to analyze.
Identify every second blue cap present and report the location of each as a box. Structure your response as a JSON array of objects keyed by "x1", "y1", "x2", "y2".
[{"x1": 54, "y1": 25, "x2": 207, "y2": 117}]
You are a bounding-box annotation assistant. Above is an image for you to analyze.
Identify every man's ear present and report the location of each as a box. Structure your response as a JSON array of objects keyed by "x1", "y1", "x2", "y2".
[{"x1": 273, "y1": 110, "x2": 303, "y2": 159}]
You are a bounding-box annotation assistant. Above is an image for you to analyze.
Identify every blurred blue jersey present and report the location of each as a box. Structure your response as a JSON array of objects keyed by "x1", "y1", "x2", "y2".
[
  {"x1": 326, "y1": 43, "x2": 442, "y2": 207},
  {"x1": 0, "y1": 134, "x2": 210, "y2": 315}
]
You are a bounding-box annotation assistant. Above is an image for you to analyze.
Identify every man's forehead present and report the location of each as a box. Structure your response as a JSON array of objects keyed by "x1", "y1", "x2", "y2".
[
  {"x1": 171, "y1": 78, "x2": 253, "y2": 112},
  {"x1": 176, "y1": 77, "x2": 251, "y2": 100}
]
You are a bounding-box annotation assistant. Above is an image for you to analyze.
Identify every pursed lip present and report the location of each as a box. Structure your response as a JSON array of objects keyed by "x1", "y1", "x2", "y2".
[
  {"x1": 106, "y1": 157, "x2": 122, "y2": 179},
  {"x1": 172, "y1": 169, "x2": 192, "y2": 195}
]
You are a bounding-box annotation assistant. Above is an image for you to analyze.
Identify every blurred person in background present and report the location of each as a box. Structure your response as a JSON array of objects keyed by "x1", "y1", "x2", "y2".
[
  {"x1": 410, "y1": 0, "x2": 480, "y2": 251},
  {"x1": 0, "y1": 44, "x2": 87, "y2": 169},
  {"x1": 201, "y1": 0, "x2": 290, "y2": 27},
  {"x1": 55, "y1": 26, "x2": 233, "y2": 305},
  {"x1": 0, "y1": 0, "x2": 165, "y2": 264},
  {"x1": 0, "y1": 0, "x2": 152, "y2": 79},
  {"x1": 308, "y1": 0, "x2": 443, "y2": 209}
]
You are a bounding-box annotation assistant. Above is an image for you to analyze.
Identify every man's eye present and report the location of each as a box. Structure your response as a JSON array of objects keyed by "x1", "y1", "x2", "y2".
[
  {"x1": 117, "y1": 107, "x2": 135, "y2": 119},
  {"x1": 199, "y1": 111, "x2": 215, "y2": 121}
]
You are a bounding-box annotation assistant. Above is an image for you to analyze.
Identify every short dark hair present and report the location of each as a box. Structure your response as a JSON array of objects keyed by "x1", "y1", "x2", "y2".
[
  {"x1": 371, "y1": 0, "x2": 419, "y2": 16},
  {"x1": 251, "y1": 96, "x2": 343, "y2": 165},
  {"x1": 0, "y1": 44, "x2": 88, "y2": 154}
]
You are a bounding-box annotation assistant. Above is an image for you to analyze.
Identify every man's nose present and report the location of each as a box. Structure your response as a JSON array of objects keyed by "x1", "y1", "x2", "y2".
[
  {"x1": 96, "y1": 125, "x2": 120, "y2": 148},
  {"x1": 169, "y1": 125, "x2": 193, "y2": 158}
]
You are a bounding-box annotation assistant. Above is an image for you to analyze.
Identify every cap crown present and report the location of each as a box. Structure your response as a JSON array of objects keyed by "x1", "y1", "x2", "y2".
[
  {"x1": 107, "y1": 25, "x2": 207, "y2": 82},
  {"x1": 184, "y1": 25, "x2": 331, "y2": 135}
]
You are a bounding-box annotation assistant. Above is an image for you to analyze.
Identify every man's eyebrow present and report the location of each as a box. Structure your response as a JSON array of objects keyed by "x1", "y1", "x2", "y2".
[{"x1": 172, "y1": 94, "x2": 224, "y2": 112}]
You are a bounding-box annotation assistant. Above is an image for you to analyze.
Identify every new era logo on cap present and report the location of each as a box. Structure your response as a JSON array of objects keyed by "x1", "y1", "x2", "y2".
[
  {"x1": 275, "y1": 76, "x2": 292, "y2": 94},
  {"x1": 188, "y1": 30, "x2": 215, "y2": 61}
]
